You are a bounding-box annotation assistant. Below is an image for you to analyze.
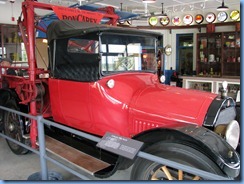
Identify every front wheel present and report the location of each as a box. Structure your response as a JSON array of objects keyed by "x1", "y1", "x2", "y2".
[
  {"x1": 130, "y1": 142, "x2": 224, "y2": 180},
  {"x1": 3, "y1": 99, "x2": 29, "y2": 155}
]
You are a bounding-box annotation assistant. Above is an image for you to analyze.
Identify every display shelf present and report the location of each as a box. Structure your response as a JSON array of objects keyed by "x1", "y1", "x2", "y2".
[
  {"x1": 196, "y1": 31, "x2": 240, "y2": 78},
  {"x1": 181, "y1": 76, "x2": 240, "y2": 100},
  {"x1": 222, "y1": 31, "x2": 240, "y2": 77},
  {"x1": 216, "y1": 81, "x2": 240, "y2": 101},
  {"x1": 0, "y1": 24, "x2": 26, "y2": 62},
  {"x1": 196, "y1": 33, "x2": 222, "y2": 77},
  {"x1": 184, "y1": 79, "x2": 213, "y2": 93}
]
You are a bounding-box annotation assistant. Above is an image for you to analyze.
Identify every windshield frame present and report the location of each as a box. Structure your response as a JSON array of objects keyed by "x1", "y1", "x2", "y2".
[{"x1": 99, "y1": 32, "x2": 158, "y2": 76}]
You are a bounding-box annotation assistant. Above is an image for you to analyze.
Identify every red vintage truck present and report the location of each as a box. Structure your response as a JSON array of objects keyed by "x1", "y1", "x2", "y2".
[{"x1": 0, "y1": 0, "x2": 240, "y2": 180}]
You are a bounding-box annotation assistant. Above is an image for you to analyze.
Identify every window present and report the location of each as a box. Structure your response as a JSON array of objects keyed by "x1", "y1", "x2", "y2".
[
  {"x1": 52, "y1": 38, "x2": 100, "y2": 82},
  {"x1": 67, "y1": 38, "x2": 99, "y2": 54},
  {"x1": 100, "y1": 33, "x2": 157, "y2": 74},
  {"x1": 176, "y1": 34, "x2": 193, "y2": 75}
]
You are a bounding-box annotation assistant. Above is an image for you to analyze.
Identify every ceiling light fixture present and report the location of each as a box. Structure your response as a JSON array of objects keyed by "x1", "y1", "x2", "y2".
[
  {"x1": 217, "y1": 0, "x2": 229, "y2": 11},
  {"x1": 142, "y1": 0, "x2": 156, "y2": 3}
]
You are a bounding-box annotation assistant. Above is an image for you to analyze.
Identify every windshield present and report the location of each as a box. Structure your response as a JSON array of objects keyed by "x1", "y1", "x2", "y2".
[{"x1": 100, "y1": 33, "x2": 157, "y2": 74}]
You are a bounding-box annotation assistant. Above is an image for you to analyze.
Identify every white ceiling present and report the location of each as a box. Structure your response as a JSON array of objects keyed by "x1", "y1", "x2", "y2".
[
  {"x1": 36, "y1": 0, "x2": 240, "y2": 13},
  {"x1": 79, "y1": 0, "x2": 240, "y2": 12},
  {"x1": 0, "y1": 0, "x2": 240, "y2": 13},
  {"x1": 0, "y1": 0, "x2": 240, "y2": 25}
]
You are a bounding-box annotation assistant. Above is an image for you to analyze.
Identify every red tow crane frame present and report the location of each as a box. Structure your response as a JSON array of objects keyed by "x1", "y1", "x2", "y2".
[{"x1": 5, "y1": 0, "x2": 119, "y2": 148}]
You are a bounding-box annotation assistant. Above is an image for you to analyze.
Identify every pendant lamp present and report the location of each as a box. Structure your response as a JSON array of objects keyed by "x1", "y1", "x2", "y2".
[{"x1": 217, "y1": 0, "x2": 229, "y2": 11}]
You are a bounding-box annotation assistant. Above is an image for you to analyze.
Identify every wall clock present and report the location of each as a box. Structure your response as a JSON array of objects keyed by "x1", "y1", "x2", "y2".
[
  {"x1": 217, "y1": 11, "x2": 228, "y2": 22},
  {"x1": 206, "y1": 12, "x2": 216, "y2": 23}
]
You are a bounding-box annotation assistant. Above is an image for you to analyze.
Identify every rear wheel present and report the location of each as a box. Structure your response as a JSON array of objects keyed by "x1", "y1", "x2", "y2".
[
  {"x1": 3, "y1": 99, "x2": 29, "y2": 155},
  {"x1": 130, "y1": 142, "x2": 224, "y2": 180}
]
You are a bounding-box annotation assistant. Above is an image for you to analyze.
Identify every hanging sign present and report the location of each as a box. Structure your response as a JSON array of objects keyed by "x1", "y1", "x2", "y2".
[{"x1": 52, "y1": 6, "x2": 104, "y2": 23}]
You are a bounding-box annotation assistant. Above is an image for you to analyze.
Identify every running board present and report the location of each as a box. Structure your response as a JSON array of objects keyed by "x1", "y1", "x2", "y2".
[{"x1": 42, "y1": 135, "x2": 111, "y2": 175}]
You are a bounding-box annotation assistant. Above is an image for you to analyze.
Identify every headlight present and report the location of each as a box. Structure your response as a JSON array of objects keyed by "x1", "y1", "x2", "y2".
[
  {"x1": 225, "y1": 120, "x2": 240, "y2": 149},
  {"x1": 214, "y1": 120, "x2": 240, "y2": 149}
]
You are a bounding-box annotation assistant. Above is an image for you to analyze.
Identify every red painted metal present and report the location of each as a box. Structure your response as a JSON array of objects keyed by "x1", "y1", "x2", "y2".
[{"x1": 49, "y1": 73, "x2": 217, "y2": 138}]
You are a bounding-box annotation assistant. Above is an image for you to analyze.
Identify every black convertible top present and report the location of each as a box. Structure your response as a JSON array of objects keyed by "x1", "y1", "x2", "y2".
[{"x1": 46, "y1": 20, "x2": 162, "y2": 42}]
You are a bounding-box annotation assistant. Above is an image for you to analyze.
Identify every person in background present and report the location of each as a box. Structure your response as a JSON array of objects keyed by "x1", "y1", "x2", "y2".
[{"x1": 0, "y1": 58, "x2": 16, "y2": 75}]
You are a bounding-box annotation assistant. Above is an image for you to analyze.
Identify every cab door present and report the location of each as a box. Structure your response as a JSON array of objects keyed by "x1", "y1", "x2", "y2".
[{"x1": 49, "y1": 79, "x2": 92, "y2": 131}]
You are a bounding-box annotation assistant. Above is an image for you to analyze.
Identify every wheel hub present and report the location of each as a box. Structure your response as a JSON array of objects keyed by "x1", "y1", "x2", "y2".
[{"x1": 8, "y1": 123, "x2": 15, "y2": 132}]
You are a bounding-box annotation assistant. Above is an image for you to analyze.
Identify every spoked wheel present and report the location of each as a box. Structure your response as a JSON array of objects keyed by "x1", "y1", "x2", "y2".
[
  {"x1": 131, "y1": 142, "x2": 224, "y2": 180},
  {"x1": 3, "y1": 99, "x2": 29, "y2": 155},
  {"x1": 149, "y1": 164, "x2": 201, "y2": 180}
]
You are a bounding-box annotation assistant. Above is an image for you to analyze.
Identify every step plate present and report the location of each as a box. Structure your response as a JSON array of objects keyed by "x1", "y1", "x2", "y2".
[{"x1": 44, "y1": 136, "x2": 110, "y2": 175}]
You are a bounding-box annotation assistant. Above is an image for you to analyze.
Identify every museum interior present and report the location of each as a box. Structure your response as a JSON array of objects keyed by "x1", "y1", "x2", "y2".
[{"x1": 0, "y1": 0, "x2": 241, "y2": 181}]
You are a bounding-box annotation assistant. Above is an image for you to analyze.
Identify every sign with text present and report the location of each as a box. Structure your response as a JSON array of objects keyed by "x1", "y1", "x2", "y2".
[
  {"x1": 52, "y1": 6, "x2": 104, "y2": 23},
  {"x1": 96, "y1": 132, "x2": 144, "y2": 160}
]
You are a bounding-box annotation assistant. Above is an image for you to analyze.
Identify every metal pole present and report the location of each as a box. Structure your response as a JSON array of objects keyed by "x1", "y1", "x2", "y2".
[
  {"x1": 137, "y1": 151, "x2": 231, "y2": 180},
  {"x1": 37, "y1": 115, "x2": 48, "y2": 180}
]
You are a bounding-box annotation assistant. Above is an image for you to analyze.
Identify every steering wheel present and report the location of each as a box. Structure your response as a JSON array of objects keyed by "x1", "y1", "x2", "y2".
[{"x1": 115, "y1": 57, "x2": 134, "y2": 71}]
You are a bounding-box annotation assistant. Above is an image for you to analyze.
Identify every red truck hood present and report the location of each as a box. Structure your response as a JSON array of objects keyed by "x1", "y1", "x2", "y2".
[
  {"x1": 129, "y1": 77, "x2": 217, "y2": 127},
  {"x1": 100, "y1": 73, "x2": 217, "y2": 133}
]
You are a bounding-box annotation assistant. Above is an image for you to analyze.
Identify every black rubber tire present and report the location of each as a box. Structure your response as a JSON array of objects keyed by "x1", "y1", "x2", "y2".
[
  {"x1": 130, "y1": 142, "x2": 224, "y2": 180},
  {"x1": 3, "y1": 99, "x2": 29, "y2": 155}
]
